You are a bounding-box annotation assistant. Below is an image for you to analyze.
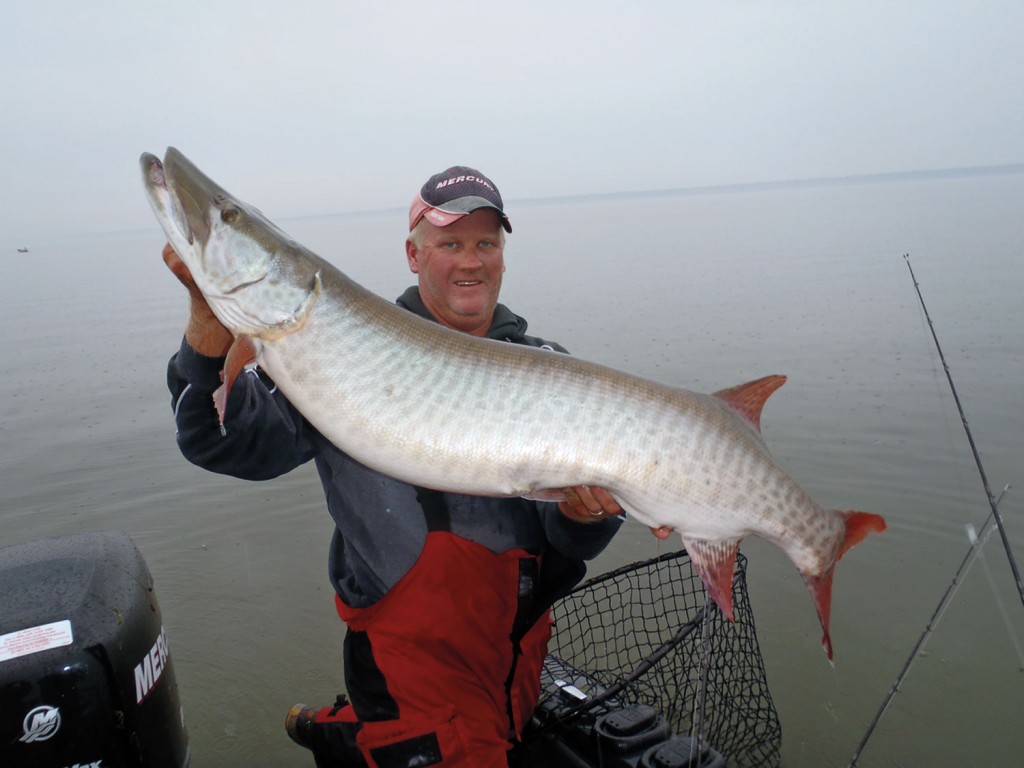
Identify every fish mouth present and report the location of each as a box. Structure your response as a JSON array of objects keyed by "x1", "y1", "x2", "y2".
[
  {"x1": 140, "y1": 147, "x2": 279, "y2": 310},
  {"x1": 143, "y1": 152, "x2": 166, "y2": 190},
  {"x1": 163, "y1": 147, "x2": 223, "y2": 248},
  {"x1": 142, "y1": 147, "x2": 230, "y2": 250},
  {"x1": 140, "y1": 152, "x2": 195, "y2": 247}
]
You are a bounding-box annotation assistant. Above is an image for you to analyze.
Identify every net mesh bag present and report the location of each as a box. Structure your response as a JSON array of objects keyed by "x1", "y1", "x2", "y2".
[{"x1": 537, "y1": 548, "x2": 782, "y2": 767}]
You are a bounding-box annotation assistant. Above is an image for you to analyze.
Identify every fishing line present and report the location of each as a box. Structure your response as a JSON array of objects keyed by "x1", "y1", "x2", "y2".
[
  {"x1": 902, "y1": 254, "x2": 1024, "y2": 609},
  {"x1": 848, "y1": 485, "x2": 1011, "y2": 766},
  {"x1": 967, "y1": 521, "x2": 1024, "y2": 670}
]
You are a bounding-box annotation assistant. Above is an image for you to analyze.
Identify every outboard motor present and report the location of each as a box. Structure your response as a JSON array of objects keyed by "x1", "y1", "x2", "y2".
[{"x1": 0, "y1": 532, "x2": 189, "y2": 767}]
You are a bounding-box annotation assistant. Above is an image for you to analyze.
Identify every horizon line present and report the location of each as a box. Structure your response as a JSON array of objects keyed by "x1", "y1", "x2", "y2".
[
  {"x1": 512, "y1": 161, "x2": 1024, "y2": 207},
  {"x1": 13, "y1": 161, "x2": 1022, "y2": 242},
  {"x1": 302, "y1": 161, "x2": 1024, "y2": 220}
]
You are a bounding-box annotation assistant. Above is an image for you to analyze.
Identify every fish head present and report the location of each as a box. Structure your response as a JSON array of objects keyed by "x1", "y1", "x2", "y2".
[{"x1": 141, "y1": 147, "x2": 319, "y2": 337}]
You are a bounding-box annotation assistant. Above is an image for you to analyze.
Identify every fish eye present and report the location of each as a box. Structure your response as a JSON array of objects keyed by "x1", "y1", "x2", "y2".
[{"x1": 222, "y1": 207, "x2": 241, "y2": 223}]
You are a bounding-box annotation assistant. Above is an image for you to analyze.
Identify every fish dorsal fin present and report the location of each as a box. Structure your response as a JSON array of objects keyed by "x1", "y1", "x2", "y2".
[
  {"x1": 712, "y1": 375, "x2": 787, "y2": 435},
  {"x1": 682, "y1": 537, "x2": 742, "y2": 621}
]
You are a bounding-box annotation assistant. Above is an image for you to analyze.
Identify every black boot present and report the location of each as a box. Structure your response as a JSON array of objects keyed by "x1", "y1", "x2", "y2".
[{"x1": 285, "y1": 695, "x2": 366, "y2": 767}]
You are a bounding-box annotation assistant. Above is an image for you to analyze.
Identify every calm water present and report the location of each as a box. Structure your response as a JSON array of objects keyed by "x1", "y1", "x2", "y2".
[{"x1": 2, "y1": 171, "x2": 1022, "y2": 766}]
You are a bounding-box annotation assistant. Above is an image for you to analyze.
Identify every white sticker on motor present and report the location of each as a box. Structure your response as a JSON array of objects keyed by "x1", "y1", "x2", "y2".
[{"x1": 0, "y1": 620, "x2": 74, "y2": 663}]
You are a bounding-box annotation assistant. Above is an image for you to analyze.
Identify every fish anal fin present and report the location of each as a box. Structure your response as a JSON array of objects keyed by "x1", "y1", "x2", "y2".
[
  {"x1": 712, "y1": 375, "x2": 787, "y2": 435},
  {"x1": 213, "y1": 335, "x2": 259, "y2": 426},
  {"x1": 683, "y1": 538, "x2": 741, "y2": 621}
]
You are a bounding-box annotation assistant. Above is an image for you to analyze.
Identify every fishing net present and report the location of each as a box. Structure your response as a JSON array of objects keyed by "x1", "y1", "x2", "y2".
[{"x1": 533, "y1": 548, "x2": 782, "y2": 767}]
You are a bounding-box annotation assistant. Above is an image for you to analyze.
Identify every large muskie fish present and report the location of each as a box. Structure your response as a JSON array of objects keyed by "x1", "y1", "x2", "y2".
[{"x1": 141, "y1": 147, "x2": 885, "y2": 660}]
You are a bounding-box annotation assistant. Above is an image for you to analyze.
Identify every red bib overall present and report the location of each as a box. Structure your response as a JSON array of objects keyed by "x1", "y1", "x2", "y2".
[{"x1": 334, "y1": 528, "x2": 552, "y2": 768}]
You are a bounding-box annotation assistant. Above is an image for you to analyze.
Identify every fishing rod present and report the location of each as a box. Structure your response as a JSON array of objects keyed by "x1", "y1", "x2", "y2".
[
  {"x1": 902, "y1": 254, "x2": 1024, "y2": 608},
  {"x1": 849, "y1": 484, "x2": 1011, "y2": 766},
  {"x1": 850, "y1": 254, "x2": 1024, "y2": 765}
]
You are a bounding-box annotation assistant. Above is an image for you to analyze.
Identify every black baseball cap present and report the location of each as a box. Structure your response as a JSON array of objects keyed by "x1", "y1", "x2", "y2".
[{"x1": 408, "y1": 165, "x2": 512, "y2": 233}]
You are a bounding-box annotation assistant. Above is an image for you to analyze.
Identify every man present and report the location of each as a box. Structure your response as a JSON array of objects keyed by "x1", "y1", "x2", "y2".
[{"x1": 164, "y1": 166, "x2": 624, "y2": 767}]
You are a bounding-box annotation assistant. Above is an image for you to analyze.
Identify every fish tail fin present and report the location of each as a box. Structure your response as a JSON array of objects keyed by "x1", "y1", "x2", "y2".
[
  {"x1": 804, "y1": 510, "x2": 887, "y2": 663},
  {"x1": 837, "y1": 510, "x2": 888, "y2": 561},
  {"x1": 683, "y1": 537, "x2": 742, "y2": 621},
  {"x1": 803, "y1": 567, "x2": 836, "y2": 663}
]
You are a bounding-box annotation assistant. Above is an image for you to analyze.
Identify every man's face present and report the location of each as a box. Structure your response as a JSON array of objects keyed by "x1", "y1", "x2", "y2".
[{"x1": 406, "y1": 209, "x2": 506, "y2": 336}]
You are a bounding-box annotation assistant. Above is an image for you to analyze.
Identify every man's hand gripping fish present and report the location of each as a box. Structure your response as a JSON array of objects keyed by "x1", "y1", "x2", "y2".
[{"x1": 140, "y1": 147, "x2": 886, "y2": 661}]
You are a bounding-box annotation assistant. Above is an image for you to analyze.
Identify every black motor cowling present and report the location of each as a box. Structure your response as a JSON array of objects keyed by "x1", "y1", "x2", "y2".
[{"x1": 0, "y1": 532, "x2": 189, "y2": 767}]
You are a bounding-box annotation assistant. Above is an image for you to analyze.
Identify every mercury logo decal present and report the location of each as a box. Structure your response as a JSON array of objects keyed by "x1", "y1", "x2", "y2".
[
  {"x1": 133, "y1": 626, "x2": 169, "y2": 703},
  {"x1": 435, "y1": 175, "x2": 495, "y2": 191},
  {"x1": 19, "y1": 704, "x2": 61, "y2": 743}
]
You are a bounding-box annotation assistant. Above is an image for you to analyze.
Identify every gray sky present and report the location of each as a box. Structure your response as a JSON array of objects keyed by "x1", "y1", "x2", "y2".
[{"x1": 2, "y1": 0, "x2": 1021, "y2": 241}]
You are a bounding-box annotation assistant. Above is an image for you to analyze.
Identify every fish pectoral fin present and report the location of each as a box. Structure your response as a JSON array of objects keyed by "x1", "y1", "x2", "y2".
[
  {"x1": 213, "y1": 335, "x2": 260, "y2": 426},
  {"x1": 711, "y1": 375, "x2": 787, "y2": 435},
  {"x1": 682, "y1": 537, "x2": 742, "y2": 621}
]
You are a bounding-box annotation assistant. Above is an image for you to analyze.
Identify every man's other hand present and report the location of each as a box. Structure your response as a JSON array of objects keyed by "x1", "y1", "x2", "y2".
[{"x1": 558, "y1": 486, "x2": 622, "y2": 523}]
